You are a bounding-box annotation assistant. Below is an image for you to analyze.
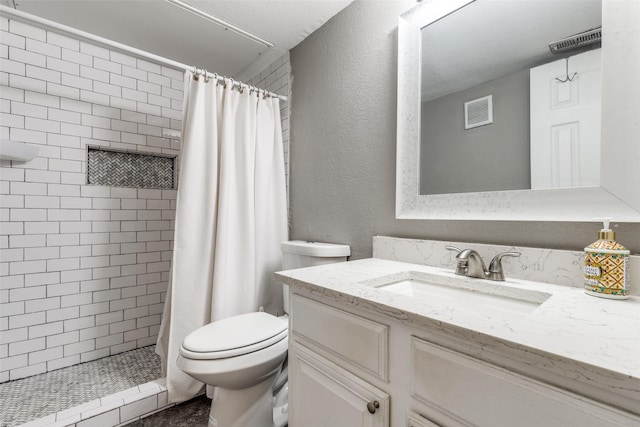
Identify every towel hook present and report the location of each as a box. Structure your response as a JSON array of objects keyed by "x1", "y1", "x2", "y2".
[{"x1": 556, "y1": 58, "x2": 577, "y2": 83}]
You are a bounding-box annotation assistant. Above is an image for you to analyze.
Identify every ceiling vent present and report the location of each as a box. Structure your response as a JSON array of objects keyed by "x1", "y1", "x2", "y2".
[
  {"x1": 464, "y1": 95, "x2": 493, "y2": 129},
  {"x1": 549, "y1": 27, "x2": 602, "y2": 54}
]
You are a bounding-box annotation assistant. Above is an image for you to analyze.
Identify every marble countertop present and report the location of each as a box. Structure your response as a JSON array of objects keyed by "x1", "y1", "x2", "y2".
[{"x1": 276, "y1": 258, "x2": 640, "y2": 413}]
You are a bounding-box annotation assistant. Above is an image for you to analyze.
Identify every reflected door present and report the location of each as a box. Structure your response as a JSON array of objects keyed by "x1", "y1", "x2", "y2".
[{"x1": 530, "y1": 49, "x2": 601, "y2": 189}]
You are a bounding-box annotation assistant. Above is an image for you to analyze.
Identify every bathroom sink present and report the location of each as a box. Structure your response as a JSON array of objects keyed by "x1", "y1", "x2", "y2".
[{"x1": 365, "y1": 271, "x2": 551, "y2": 322}]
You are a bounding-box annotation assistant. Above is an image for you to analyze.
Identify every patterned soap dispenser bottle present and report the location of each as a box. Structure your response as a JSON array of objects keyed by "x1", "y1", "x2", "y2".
[{"x1": 584, "y1": 218, "x2": 630, "y2": 299}]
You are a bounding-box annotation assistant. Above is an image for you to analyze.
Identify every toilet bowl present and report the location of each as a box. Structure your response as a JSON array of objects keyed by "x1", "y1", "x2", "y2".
[
  {"x1": 177, "y1": 240, "x2": 350, "y2": 427},
  {"x1": 177, "y1": 312, "x2": 289, "y2": 427}
]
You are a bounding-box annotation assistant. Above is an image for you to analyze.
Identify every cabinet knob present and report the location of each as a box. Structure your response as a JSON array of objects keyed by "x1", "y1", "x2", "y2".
[{"x1": 366, "y1": 400, "x2": 380, "y2": 414}]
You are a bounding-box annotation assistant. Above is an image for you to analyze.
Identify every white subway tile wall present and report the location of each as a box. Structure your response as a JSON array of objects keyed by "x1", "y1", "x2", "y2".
[
  {"x1": 246, "y1": 52, "x2": 291, "y2": 196},
  {"x1": 0, "y1": 17, "x2": 182, "y2": 382}
]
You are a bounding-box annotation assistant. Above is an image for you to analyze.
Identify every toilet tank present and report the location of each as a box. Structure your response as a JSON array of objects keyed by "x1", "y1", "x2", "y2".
[{"x1": 281, "y1": 241, "x2": 350, "y2": 314}]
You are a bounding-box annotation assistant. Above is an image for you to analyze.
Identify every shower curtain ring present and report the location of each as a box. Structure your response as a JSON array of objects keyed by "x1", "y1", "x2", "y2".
[
  {"x1": 192, "y1": 66, "x2": 199, "y2": 81},
  {"x1": 213, "y1": 73, "x2": 219, "y2": 86},
  {"x1": 203, "y1": 70, "x2": 210, "y2": 83}
]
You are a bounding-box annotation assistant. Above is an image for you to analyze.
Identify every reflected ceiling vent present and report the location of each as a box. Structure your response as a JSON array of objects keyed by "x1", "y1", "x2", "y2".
[
  {"x1": 464, "y1": 95, "x2": 493, "y2": 130},
  {"x1": 549, "y1": 27, "x2": 601, "y2": 54}
]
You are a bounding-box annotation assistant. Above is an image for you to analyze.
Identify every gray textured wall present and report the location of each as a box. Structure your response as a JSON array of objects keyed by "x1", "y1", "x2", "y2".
[
  {"x1": 420, "y1": 69, "x2": 530, "y2": 194},
  {"x1": 289, "y1": 0, "x2": 640, "y2": 260}
]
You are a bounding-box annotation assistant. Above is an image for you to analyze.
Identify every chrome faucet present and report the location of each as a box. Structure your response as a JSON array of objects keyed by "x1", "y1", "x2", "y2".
[
  {"x1": 446, "y1": 246, "x2": 521, "y2": 281},
  {"x1": 454, "y1": 248, "x2": 487, "y2": 279}
]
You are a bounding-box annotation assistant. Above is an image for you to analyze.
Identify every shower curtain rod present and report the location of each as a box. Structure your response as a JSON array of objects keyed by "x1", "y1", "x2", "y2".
[{"x1": 0, "y1": 5, "x2": 287, "y2": 102}]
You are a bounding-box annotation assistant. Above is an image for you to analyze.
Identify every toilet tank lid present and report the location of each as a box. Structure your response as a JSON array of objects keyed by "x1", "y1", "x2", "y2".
[{"x1": 281, "y1": 240, "x2": 350, "y2": 257}]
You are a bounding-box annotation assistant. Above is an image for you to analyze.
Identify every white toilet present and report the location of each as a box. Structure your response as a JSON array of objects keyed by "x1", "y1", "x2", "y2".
[{"x1": 177, "y1": 240, "x2": 350, "y2": 427}]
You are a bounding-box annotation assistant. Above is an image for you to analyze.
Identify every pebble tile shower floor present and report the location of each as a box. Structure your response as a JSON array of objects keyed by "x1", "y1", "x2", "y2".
[{"x1": 0, "y1": 346, "x2": 161, "y2": 427}]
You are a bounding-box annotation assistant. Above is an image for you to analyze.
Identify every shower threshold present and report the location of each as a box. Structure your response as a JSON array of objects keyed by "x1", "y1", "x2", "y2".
[{"x1": 0, "y1": 346, "x2": 173, "y2": 427}]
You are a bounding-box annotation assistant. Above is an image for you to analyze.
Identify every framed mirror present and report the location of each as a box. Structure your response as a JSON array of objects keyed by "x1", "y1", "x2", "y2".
[{"x1": 396, "y1": 0, "x2": 640, "y2": 221}]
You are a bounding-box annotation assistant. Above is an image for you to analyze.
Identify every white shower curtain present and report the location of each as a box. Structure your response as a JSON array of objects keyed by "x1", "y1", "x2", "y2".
[{"x1": 155, "y1": 72, "x2": 288, "y2": 403}]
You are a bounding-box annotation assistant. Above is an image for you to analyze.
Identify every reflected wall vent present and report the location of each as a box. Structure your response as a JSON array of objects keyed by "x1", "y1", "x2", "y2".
[{"x1": 464, "y1": 95, "x2": 493, "y2": 129}]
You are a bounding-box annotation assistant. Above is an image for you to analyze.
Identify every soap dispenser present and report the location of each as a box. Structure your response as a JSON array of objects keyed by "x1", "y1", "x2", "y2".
[{"x1": 584, "y1": 218, "x2": 630, "y2": 299}]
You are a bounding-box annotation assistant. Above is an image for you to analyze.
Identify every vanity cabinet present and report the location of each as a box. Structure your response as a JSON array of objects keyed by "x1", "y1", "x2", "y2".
[
  {"x1": 287, "y1": 290, "x2": 640, "y2": 427},
  {"x1": 289, "y1": 294, "x2": 390, "y2": 426}
]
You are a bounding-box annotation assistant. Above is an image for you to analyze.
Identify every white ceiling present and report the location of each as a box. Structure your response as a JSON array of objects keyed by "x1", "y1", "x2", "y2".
[
  {"x1": 421, "y1": 0, "x2": 601, "y2": 100},
  {"x1": 3, "y1": 0, "x2": 353, "y2": 80}
]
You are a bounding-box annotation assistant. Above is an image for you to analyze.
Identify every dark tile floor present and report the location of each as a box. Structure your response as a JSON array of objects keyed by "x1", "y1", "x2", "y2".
[{"x1": 128, "y1": 395, "x2": 211, "y2": 426}]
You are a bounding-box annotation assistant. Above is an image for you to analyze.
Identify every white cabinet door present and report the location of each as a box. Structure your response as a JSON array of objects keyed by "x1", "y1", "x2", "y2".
[
  {"x1": 407, "y1": 411, "x2": 442, "y2": 427},
  {"x1": 289, "y1": 343, "x2": 389, "y2": 427},
  {"x1": 410, "y1": 337, "x2": 639, "y2": 427}
]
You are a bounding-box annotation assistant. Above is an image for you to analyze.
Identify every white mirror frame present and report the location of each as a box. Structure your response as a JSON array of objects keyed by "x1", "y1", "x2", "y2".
[{"x1": 396, "y1": 0, "x2": 640, "y2": 222}]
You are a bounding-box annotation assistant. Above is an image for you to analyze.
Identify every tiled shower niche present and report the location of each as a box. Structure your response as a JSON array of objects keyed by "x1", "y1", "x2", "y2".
[{"x1": 87, "y1": 147, "x2": 176, "y2": 189}]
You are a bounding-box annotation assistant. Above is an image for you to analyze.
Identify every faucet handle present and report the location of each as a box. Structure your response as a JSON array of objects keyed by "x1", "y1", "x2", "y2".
[
  {"x1": 445, "y1": 245, "x2": 462, "y2": 254},
  {"x1": 487, "y1": 251, "x2": 521, "y2": 281},
  {"x1": 445, "y1": 246, "x2": 467, "y2": 276}
]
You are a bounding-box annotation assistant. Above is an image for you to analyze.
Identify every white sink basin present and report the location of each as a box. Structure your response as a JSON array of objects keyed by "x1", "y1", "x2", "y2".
[{"x1": 366, "y1": 271, "x2": 551, "y2": 322}]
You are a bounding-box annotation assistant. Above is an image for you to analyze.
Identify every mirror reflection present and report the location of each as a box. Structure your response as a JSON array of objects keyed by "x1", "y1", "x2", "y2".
[{"x1": 419, "y1": 0, "x2": 602, "y2": 195}]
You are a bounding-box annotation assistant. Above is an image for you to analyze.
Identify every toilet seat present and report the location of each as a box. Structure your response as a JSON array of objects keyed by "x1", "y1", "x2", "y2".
[{"x1": 180, "y1": 312, "x2": 288, "y2": 360}]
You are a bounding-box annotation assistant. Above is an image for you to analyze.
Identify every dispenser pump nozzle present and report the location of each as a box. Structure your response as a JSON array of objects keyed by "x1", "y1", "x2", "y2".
[{"x1": 594, "y1": 217, "x2": 615, "y2": 240}]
